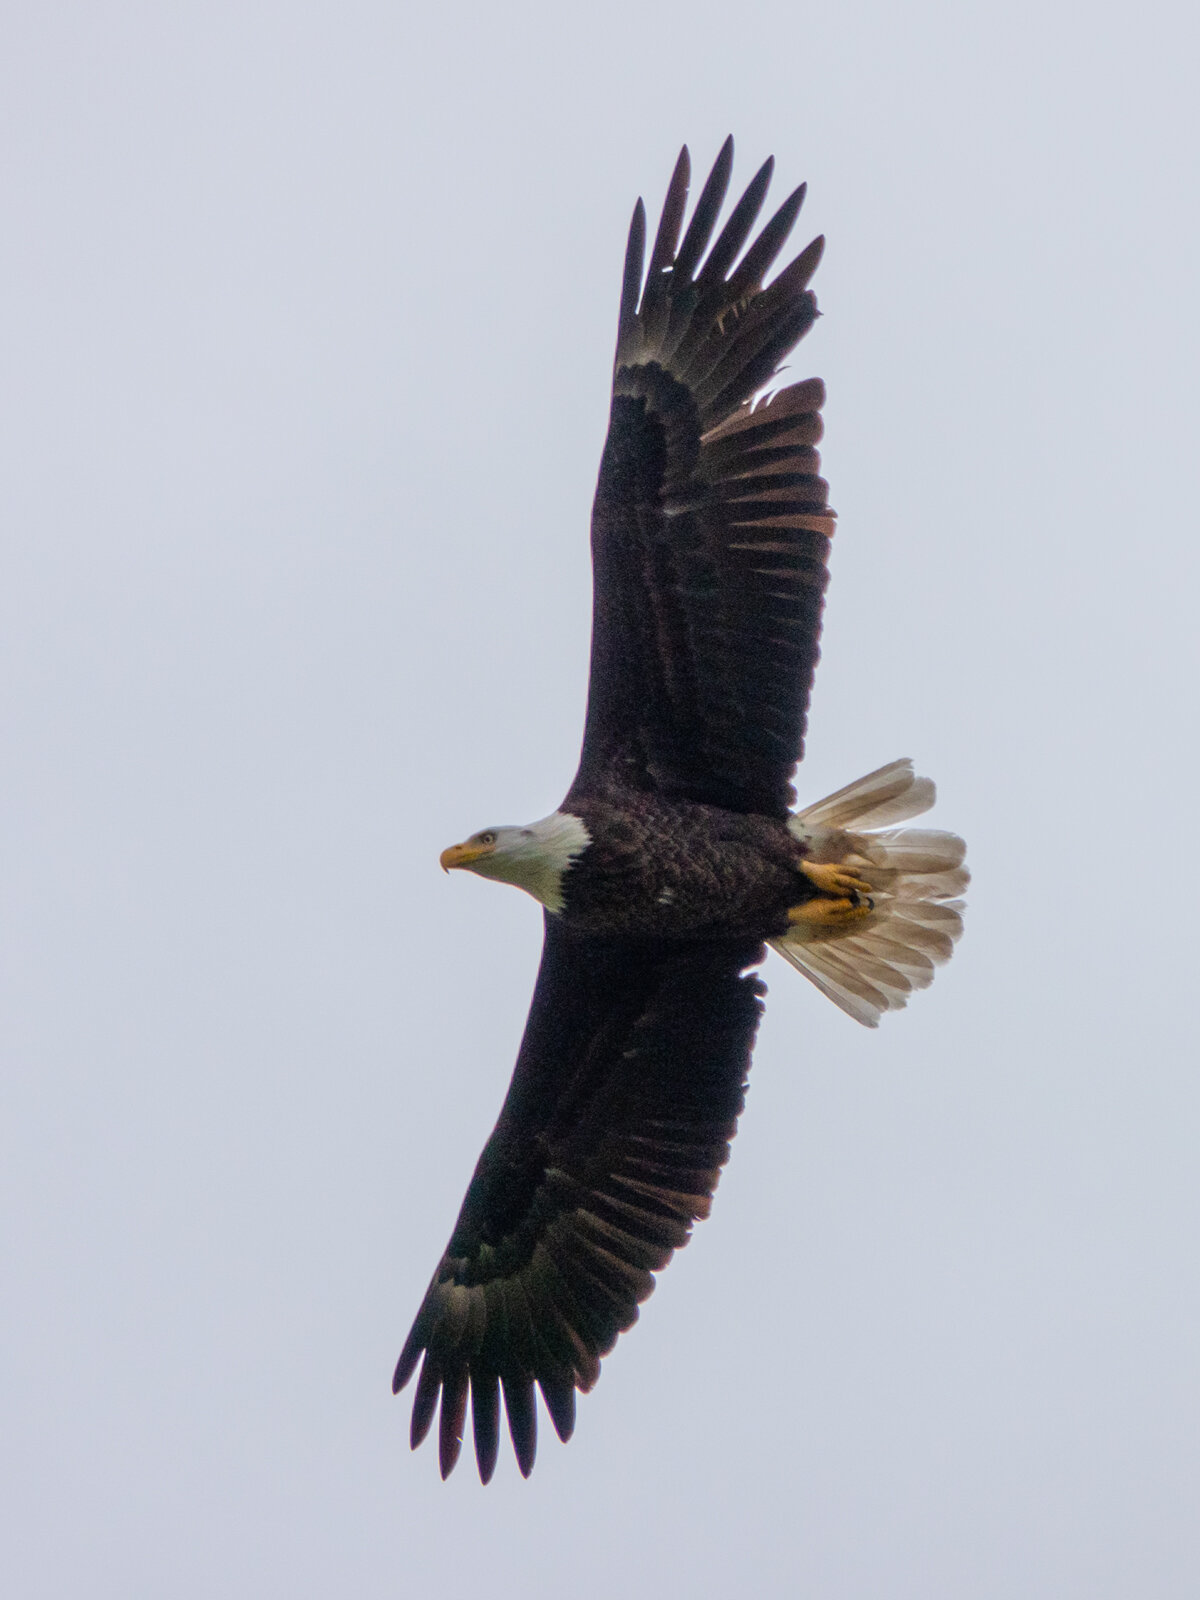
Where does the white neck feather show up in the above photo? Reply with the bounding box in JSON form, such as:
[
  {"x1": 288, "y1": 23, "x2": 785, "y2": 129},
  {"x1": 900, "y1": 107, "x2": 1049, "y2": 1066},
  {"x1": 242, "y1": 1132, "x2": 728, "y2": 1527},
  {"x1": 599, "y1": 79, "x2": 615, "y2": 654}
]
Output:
[{"x1": 475, "y1": 811, "x2": 591, "y2": 912}]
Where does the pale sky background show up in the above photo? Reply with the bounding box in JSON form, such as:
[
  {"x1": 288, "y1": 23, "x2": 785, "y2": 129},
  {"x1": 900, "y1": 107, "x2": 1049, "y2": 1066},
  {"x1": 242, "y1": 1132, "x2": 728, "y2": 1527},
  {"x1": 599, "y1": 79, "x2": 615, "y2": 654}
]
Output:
[{"x1": 4, "y1": 3, "x2": 1199, "y2": 1596}]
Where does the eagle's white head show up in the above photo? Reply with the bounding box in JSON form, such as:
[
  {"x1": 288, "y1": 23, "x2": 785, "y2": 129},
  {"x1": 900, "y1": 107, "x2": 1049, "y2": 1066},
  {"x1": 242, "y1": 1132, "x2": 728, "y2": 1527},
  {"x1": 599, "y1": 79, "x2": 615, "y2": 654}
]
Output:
[{"x1": 439, "y1": 811, "x2": 591, "y2": 913}]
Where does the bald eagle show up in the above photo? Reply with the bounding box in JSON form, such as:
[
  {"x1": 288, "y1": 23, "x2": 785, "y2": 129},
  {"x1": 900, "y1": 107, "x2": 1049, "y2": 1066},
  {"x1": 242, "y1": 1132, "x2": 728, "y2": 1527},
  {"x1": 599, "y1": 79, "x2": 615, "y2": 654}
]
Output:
[{"x1": 395, "y1": 139, "x2": 967, "y2": 1481}]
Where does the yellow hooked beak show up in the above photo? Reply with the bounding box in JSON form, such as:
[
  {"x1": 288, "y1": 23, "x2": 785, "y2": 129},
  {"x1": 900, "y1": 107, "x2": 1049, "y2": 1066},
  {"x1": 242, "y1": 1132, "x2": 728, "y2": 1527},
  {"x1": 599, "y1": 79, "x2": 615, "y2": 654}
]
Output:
[{"x1": 439, "y1": 839, "x2": 495, "y2": 873}]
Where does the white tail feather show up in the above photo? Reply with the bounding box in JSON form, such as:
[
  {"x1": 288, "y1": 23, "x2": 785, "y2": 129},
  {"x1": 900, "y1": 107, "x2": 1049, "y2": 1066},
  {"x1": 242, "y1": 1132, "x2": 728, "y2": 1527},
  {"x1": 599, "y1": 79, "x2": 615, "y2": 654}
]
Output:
[
  {"x1": 771, "y1": 760, "x2": 967, "y2": 1027},
  {"x1": 795, "y1": 758, "x2": 937, "y2": 830}
]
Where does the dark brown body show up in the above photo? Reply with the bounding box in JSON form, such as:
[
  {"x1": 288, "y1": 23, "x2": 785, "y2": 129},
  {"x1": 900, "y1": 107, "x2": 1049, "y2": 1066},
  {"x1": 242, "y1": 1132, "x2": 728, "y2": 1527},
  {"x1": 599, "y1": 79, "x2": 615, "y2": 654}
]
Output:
[{"x1": 559, "y1": 794, "x2": 815, "y2": 940}]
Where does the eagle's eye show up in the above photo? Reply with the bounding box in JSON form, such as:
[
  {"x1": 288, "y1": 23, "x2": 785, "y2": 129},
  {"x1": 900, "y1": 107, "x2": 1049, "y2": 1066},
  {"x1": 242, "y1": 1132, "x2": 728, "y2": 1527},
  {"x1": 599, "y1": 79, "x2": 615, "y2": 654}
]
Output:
[{"x1": 478, "y1": 831, "x2": 496, "y2": 846}]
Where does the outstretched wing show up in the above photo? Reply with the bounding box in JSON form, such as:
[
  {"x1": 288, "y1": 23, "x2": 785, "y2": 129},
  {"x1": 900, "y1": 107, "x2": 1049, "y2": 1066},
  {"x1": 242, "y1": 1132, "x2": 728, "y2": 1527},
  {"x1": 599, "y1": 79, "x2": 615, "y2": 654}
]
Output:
[
  {"x1": 394, "y1": 919, "x2": 765, "y2": 1481},
  {"x1": 569, "y1": 138, "x2": 836, "y2": 818}
]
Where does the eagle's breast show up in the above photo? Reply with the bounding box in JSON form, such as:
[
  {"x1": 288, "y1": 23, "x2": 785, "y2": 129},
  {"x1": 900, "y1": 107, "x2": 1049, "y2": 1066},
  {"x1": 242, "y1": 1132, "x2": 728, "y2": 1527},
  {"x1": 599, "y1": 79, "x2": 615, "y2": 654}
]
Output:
[{"x1": 558, "y1": 794, "x2": 802, "y2": 940}]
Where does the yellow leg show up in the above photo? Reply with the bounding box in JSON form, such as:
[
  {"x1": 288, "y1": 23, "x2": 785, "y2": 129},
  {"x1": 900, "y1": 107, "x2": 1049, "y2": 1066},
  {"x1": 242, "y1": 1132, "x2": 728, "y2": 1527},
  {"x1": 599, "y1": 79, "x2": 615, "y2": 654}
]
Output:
[
  {"x1": 788, "y1": 897, "x2": 874, "y2": 928},
  {"x1": 799, "y1": 860, "x2": 874, "y2": 901}
]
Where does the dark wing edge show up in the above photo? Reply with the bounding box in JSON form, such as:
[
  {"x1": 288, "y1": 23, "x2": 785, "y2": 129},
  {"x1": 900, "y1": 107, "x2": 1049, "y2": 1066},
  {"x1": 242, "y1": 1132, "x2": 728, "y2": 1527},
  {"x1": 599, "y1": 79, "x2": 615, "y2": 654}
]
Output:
[
  {"x1": 571, "y1": 137, "x2": 836, "y2": 817},
  {"x1": 394, "y1": 918, "x2": 766, "y2": 1481}
]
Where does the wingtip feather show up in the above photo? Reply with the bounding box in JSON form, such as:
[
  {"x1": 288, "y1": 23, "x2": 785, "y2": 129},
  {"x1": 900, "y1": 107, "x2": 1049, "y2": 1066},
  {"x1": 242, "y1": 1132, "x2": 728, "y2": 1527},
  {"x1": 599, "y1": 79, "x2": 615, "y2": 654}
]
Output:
[
  {"x1": 502, "y1": 1374, "x2": 538, "y2": 1478},
  {"x1": 410, "y1": 1354, "x2": 441, "y2": 1450},
  {"x1": 471, "y1": 1371, "x2": 501, "y2": 1485},
  {"x1": 438, "y1": 1369, "x2": 469, "y2": 1478}
]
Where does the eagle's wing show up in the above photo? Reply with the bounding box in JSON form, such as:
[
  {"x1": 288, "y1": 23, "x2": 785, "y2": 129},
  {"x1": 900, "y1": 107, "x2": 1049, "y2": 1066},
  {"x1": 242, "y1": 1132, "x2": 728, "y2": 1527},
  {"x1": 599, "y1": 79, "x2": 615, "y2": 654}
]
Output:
[
  {"x1": 394, "y1": 918, "x2": 764, "y2": 1481},
  {"x1": 568, "y1": 138, "x2": 836, "y2": 818}
]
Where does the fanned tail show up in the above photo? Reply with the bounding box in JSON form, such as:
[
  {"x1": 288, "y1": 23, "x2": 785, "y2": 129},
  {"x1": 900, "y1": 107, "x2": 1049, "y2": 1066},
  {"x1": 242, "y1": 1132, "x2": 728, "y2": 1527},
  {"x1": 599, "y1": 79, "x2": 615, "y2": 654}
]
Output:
[{"x1": 771, "y1": 759, "x2": 967, "y2": 1027}]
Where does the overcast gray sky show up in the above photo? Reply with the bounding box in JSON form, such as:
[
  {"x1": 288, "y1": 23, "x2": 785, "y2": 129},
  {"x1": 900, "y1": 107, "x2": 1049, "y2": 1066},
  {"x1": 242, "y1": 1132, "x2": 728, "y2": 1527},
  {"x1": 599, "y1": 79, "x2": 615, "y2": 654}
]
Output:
[{"x1": 4, "y1": 2, "x2": 1199, "y2": 1595}]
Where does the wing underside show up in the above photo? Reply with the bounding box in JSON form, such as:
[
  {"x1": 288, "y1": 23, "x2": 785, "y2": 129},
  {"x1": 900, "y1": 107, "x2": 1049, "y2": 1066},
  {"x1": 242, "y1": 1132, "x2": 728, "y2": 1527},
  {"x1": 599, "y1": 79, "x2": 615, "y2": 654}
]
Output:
[
  {"x1": 394, "y1": 920, "x2": 765, "y2": 1480},
  {"x1": 571, "y1": 138, "x2": 836, "y2": 816}
]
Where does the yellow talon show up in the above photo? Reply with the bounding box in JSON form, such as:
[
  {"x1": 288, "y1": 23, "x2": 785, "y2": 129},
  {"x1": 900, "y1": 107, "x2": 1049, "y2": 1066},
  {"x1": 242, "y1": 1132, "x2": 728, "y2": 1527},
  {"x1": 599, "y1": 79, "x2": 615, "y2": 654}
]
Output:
[
  {"x1": 799, "y1": 860, "x2": 874, "y2": 901},
  {"x1": 788, "y1": 897, "x2": 874, "y2": 928}
]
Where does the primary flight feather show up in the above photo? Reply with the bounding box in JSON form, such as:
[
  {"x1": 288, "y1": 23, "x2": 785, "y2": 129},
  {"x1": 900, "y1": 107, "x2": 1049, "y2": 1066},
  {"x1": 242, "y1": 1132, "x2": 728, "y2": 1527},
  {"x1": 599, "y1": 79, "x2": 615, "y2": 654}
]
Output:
[{"x1": 395, "y1": 138, "x2": 967, "y2": 1481}]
